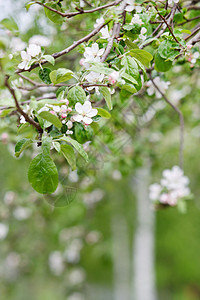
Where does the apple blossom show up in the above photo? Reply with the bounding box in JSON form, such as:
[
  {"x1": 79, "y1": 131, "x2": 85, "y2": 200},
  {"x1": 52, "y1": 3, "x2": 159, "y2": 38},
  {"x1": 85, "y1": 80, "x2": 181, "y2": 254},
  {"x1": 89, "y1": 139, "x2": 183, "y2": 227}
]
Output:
[
  {"x1": 27, "y1": 43, "x2": 41, "y2": 57},
  {"x1": 108, "y1": 71, "x2": 120, "y2": 84},
  {"x1": 124, "y1": 0, "x2": 142, "y2": 12},
  {"x1": 0, "y1": 223, "x2": 9, "y2": 241},
  {"x1": 18, "y1": 50, "x2": 31, "y2": 70},
  {"x1": 139, "y1": 27, "x2": 147, "y2": 41},
  {"x1": 131, "y1": 14, "x2": 144, "y2": 26},
  {"x1": 94, "y1": 17, "x2": 110, "y2": 39},
  {"x1": 168, "y1": 0, "x2": 179, "y2": 5},
  {"x1": 73, "y1": 101, "x2": 97, "y2": 125},
  {"x1": 146, "y1": 77, "x2": 170, "y2": 98}
]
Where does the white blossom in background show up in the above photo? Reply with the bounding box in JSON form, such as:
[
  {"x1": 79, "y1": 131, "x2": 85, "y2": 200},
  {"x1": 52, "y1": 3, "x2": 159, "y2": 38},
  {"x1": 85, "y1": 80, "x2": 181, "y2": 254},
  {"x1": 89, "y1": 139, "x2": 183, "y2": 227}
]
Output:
[
  {"x1": 146, "y1": 77, "x2": 170, "y2": 98},
  {"x1": 69, "y1": 268, "x2": 86, "y2": 285},
  {"x1": 139, "y1": 27, "x2": 147, "y2": 41},
  {"x1": 168, "y1": 0, "x2": 179, "y2": 5},
  {"x1": 68, "y1": 293, "x2": 85, "y2": 300},
  {"x1": 0, "y1": 223, "x2": 9, "y2": 240},
  {"x1": 85, "y1": 231, "x2": 101, "y2": 244},
  {"x1": 131, "y1": 14, "x2": 144, "y2": 26},
  {"x1": 112, "y1": 169, "x2": 122, "y2": 180},
  {"x1": 29, "y1": 35, "x2": 51, "y2": 47},
  {"x1": 10, "y1": 37, "x2": 26, "y2": 53},
  {"x1": 4, "y1": 191, "x2": 15, "y2": 205},
  {"x1": 83, "y1": 189, "x2": 104, "y2": 207},
  {"x1": 64, "y1": 239, "x2": 83, "y2": 264},
  {"x1": 149, "y1": 166, "x2": 190, "y2": 206},
  {"x1": 73, "y1": 101, "x2": 98, "y2": 125},
  {"x1": 124, "y1": 0, "x2": 142, "y2": 12},
  {"x1": 94, "y1": 17, "x2": 110, "y2": 39},
  {"x1": 49, "y1": 251, "x2": 65, "y2": 276},
  {"x1": 13, "y1": 207, "x2": 32, "y2": 220},
  {"x1": 85, "y1": 71, "x2": 104, "y2": 94}
]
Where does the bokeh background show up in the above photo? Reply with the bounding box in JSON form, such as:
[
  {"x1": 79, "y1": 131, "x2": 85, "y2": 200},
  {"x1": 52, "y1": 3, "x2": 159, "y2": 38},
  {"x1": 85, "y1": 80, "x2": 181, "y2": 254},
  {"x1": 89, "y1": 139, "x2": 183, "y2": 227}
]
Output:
[{"x1": 0, "y1": 1, "x2": 200, "y2": 299}]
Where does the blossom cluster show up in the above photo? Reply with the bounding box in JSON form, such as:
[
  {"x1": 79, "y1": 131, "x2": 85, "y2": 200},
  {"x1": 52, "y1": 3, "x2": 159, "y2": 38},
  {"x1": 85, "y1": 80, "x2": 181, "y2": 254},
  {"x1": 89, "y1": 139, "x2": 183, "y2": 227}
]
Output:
[
  {"x1": 149, "y1": 166, "x2": 191, "y2": 206},
  {"x1": 18, "y1": 44, "x2": 41, "y2": 70}
]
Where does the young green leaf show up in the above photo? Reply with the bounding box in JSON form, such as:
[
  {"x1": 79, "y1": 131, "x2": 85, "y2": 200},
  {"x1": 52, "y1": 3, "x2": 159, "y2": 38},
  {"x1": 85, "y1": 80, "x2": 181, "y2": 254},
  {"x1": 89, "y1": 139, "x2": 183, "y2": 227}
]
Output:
[
  {"x1": 39, "y1": 111, "x2": 62, "y2": 129},
  {"x1": 67, "y1": 86, "x2": 86, "y2": 105},
  {"x1": 99, "y1": 86, "x2": 112, "y2": 110},
  {"x1": 61, "y1": 144, "x2": 76, "y2": 171},
  {"x1": 28, "y1": 153, "x2": 58, "y2": 194},
  {"x1": 60, "y1": 136, "x2": 88, "y2": 162},
  {"x1": 39, "y1": 68, "x2": 52, "y2": 84},
  {"x1": 97, "y1": 108, "x2": 111, "y2": 119},
  {"x1": 15, "y1": 138, "x2": 32, "y2": 158},
  {"x1": 43, "y1": 55, "x2": 55, "y2": 66},
  {"x1": 50, "y1": 68, "x2": 73, "y2": 84},
  {"x1": 129, "y1": 49, "x2": 153, "y2": 67},
  {"x1": 44, "y1": 3, "x2": 63, "y2": 25}
]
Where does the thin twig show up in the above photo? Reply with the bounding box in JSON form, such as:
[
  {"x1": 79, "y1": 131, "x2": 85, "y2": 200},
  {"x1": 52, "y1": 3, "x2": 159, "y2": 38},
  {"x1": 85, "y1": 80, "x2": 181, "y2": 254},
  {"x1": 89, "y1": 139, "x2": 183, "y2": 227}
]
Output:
[
  {"x1": 184, "y1": 25, "x2": 200, "y2": 41},
  {"x1": 4, "y1": 75, "x2": 43, "y2": 133},
  {"x1": 149, "y1": 73, "x2": 184, "y2": 169},
  {"x1": 35, "y1": 0, "x2": 122, "y2": 18},
  {"x1": 178, "y1": 15, "x2": 200, "y2": 26}
]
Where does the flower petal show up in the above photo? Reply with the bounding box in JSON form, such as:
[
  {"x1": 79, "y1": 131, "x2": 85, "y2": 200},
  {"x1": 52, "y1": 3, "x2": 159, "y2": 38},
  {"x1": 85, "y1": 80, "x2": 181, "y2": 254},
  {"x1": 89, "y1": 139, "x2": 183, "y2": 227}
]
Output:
[
  {"x1": 82, "y1": 101, "x2": 92, "y2": 113},
  {"x1": 75, "y1": 102, "x2": 83, "y2": 114},
  {"x1": 83, "y1": 116, "x2": 93, "y2": 124},
  {"x1": 73, "y1": 114, "x2": 83, "y2": 122},
  {"x1": 87, "y1": 108, "x2": 98, "y2": 117}
]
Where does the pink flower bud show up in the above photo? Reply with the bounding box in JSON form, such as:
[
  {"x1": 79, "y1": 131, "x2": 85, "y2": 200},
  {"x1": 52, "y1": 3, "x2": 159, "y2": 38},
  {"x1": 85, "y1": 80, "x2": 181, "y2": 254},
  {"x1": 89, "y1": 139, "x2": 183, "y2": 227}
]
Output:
[
  {"x1": 67, "y1": 107, "x2": 72, "y2": 112},
  {"x1": 1, "y1": 132, "x2": 8, "y2": 144},
  {"x1": 79, "y1": 58, "x2": 85, "y2": 66},
  {"x1": 50, "y1": 110, "x2": 56, "y2": 115},
  {"x1": 65, "y1": 100, "x2": 69, "y2": 105},
  {"x1": 61, "y1": 114, "x2": 67, "y2": 118},
  {"x1": 187, "y1": 44, "x2": 192, "y2": 50}
]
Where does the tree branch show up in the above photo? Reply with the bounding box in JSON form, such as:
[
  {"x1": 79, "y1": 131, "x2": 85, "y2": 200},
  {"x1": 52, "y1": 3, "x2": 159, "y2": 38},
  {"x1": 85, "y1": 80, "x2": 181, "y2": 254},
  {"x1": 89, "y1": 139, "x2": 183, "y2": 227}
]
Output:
[
  {"x1": 101, "y1": 23, "x2": 121, "y2": 62},
  {"x1": 16, "y1": 22, "x2": 110, "y2": 74},
  {"x1": 35, "y1": 0, "x2": 123, "y2": 18},
  {"x1": 149, "y1": 73, "x2": 184, "y2": 169},
  {"x1": 4, "y1": 75, "x2": 43, "y2": 134}
]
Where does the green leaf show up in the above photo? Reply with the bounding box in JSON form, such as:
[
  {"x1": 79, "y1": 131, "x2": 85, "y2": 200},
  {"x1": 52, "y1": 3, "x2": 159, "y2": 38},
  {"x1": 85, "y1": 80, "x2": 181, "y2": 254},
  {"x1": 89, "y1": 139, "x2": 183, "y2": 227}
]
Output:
[
  {"x1": 61, "y1": 144, "x2": 76, "y2": 171},
  {"x1": 28, "y1": 153, "x2": 58, "y2": 194},
  {"x1": 97, "y1": 108, "x2": 111, "y2": 119},
  {"x1": 44, "y1": 3, "x2": 63, "y2": 25},
  {"x1": 0, "y1": 17, "x2": 19, "y2": 33},
  {"x1": 39, "y1": 111, "x2": 62, "y2": 129},
  {"x1": 129, "y1": 49, "x2": 153, "y2": 67},
  {"x1": 158, "y1": 40, "x2": 180, "y2": 61},
  {"x1": 53, "y1": 141, "x2": 61, "y2": 153},
  {"x1": 121, "y1": 56, "x2": 139, "y2": 78},
  {"x1": 25, "y1": 1, "x2": 35, "y2": 11},
  {"x1": 0, "y1": 108, "x2": 13, "y2": 117},
  {"x1": 43, "y1": 55, "x2": 55, "y2": 65},
  {"x1": 15, "y1": 138, "x2": 32, "y2": 158},
  {"x1": 39, "y1": 68, "x2": 52, "y2": 84},
  {"x1": 67, "y1": 86, "x2": 86, "y2": 105},
  {"x1": 121, "y1": 73, "x2": 138, "y2": 85},
  {"x1": 89, "y1": 63, "x2": 115, "y2": 75},
  {"x1": 99, "y1": 87, "x2": 112, "y2": 110},
  {"x1": 50, "y1": 68, "x2": 73, "y2": 84},
  {"x1": 122, "y1": 83, "x2": 137, "y2": 94},
  {"x1": 154, "y1": 52, "x2": 172, "y2": 72},
  {"x1": 17, "y1": 123, "x2": 30, "y2": 134},
  {"x1": 60, "y1": 136, "x2": 88, "y2": 162}
]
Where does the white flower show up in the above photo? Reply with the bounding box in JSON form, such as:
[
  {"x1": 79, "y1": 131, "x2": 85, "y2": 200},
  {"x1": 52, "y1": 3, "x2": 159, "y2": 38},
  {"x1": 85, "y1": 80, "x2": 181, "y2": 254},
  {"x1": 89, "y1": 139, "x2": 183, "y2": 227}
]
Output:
[
  {"x1": 27, "y1": 43, "x2": 41, "y2": 57},
  {"x1": 131, "y1": 14, "x2": 144, "y2": 26},
  {"x1": 94, "y1": 18, "x2": 110, "y2": 39},
  {"x1": 73, "y1": 101, "x2": 97, "y2": 125},
  {"x1": 20, "y1": 115, "x2": 26, "y2": 124},
  {"x1": 83, "y1": 43, "x2": 104, "y2": 68},
  {"x1": 85, "y1": 71, "x2": 104, "y2": 94},
  {"x1": 168, "y1": 0, "x2": 179, "y2": 5},
  {"x1": 139, "y1": 27, "x2": 147, "y2": 41},
  {"x1": 125, "y1": 0, "x2": 142, "y2": 12},
  {"x1": 29, "y1": 35, "x2": 51, "y2": 47},
  {"x1": 66, "y1": 120, "x2": 73, "y2": 129},
  {"x1": 0, "y1": 223, "x2": 9, "y2": 240},
  {"x1": 161, "y1": 166, "x2": 189, "y2": 191},
  {"x1": 49, "y1": 251, "x2": 64, "y2": 276},
  {"x1": 146, "y1": 77, "x2": 170, "y2": 98},
  {"x1": 149, "y1": 183, "x2": 162, "y2": 201},
  {"x1": 37, "y1": 105, "x2": 50, "y2": 114},
  {"x1": 18, "y1": 50, "x2": 31, "y2": 70},
  {"x1": 68, "y1": 293, "x2": 85, "y2": 300},
  {"x1": 13, "y1": 207, "x2": 32, "y2": 220}
]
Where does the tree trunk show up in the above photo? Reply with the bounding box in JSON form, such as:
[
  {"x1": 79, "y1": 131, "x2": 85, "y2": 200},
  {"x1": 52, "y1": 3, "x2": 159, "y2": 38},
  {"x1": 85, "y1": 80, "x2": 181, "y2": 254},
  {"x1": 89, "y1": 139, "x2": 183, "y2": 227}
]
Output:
[{"x1": 132, "y1": 165, "x2": 157, "y2": 300}]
